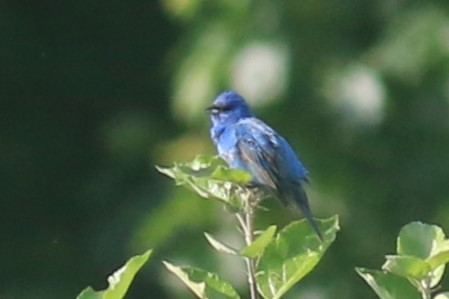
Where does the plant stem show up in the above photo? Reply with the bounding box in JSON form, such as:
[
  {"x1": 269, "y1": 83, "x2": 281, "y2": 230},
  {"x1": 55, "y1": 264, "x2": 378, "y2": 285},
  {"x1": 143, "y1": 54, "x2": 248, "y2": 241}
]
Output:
[
  {"x1": 421, "y1": 276, "x2": 432, "y2": 299},
  {"x1": 418, "y1": 275, "x2": 432, "y2": 299},
  {"x1": 237, "y1": 191, "x2": 259, "y2": 299}
]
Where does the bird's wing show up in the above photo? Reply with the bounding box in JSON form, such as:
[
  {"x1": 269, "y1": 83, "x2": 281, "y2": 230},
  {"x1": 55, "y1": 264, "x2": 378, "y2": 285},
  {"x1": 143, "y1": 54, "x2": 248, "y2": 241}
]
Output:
[
  {"x1": 234, "y1": 118, "x2": 320, "y2": 238},
  {"x1": 234, "y1": 118, "x2": 294, "y2": 193}
]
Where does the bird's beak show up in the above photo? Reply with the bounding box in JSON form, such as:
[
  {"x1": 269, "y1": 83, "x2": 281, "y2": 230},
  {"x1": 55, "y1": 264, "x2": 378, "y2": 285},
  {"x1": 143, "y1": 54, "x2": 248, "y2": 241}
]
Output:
[{"x1": 205, "y1": 105, "x2": 219, "y2": 114}]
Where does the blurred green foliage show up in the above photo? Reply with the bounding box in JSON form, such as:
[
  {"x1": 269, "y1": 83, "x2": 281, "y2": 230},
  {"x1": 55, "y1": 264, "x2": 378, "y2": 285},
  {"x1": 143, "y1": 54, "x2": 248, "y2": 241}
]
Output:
[{"x1": 1, "y1": 0, "x2": 449, "y2": 298}]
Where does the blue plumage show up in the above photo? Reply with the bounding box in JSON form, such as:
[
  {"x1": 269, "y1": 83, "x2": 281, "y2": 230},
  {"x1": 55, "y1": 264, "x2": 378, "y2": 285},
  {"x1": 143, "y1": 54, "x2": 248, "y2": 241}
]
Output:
[{"x1": 206, "y1": 90, "x2": 322, "y2": 239}]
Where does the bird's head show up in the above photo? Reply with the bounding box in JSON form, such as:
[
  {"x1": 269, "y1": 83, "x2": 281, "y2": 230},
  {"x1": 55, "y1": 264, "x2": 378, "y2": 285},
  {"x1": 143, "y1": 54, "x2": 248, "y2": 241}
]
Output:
[{"x1": 206, "y1": 90, "x2": 253, "y2": 126}]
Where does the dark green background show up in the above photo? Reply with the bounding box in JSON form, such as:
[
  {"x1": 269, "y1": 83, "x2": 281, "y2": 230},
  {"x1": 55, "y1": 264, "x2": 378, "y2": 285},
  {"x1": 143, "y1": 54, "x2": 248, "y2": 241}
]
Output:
[{"x1": 1, "y1": 1, "x2": 449, "y2": 298}]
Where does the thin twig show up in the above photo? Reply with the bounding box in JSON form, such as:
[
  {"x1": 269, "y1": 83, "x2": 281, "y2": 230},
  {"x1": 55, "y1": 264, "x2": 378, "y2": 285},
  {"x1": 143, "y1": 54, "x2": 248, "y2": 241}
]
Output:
[
  {"x1": 421, "y1": 276, "x2": 432, "y2": 299},
  {"x1": 237, "y1": 191, "x2": 259, "y2": 299},
  {"x1": 235, "y1": 213, "x2": 247, "y2": 234}
]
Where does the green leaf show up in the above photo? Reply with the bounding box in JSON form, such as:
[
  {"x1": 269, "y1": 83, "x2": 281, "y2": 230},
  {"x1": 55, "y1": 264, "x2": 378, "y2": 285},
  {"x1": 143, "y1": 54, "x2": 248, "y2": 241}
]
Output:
[
  {"x1": 163, "y1": 262, "x2": 240, "y2": 299},
  {"x1": 156, "y1": 155, "x2": 252, "y2": 209},
  {"x1": 427, "y1": 249, "x2": 449, "y2": 269},
  {"x1": 382, "y1": 255, "x2": 430, "y2": 280},
  {"x1": 429, "y1": 264, "x2": 445, "y2": 288},
  {"x1": 204, "y1": 232, "x2": 238, "y2": 255},
  {"x1": 241, "y1": 225, "x2": 277, "y2": 258},
  {"x1": 397, "y1": 222, "x2": 446, "y2": 259},
  {"x1": 381, "y1": 254, "x2": 445, "y2": 288},
  {"x1": 381, "y1": 255, "x2": 445, "y2": 288},
  {"x1": 76, "y1": 250, "x2": 152, "y2": 299},
  {"x1": 156, "y1": 155, "x2": 223, "y2": 181},
  {"x1": 356, "y1": 268, "x2": 421, "y2": 299},
  {"x1": 395, "y1": 222, "x2": 449, "y2": 287},
  {"x1": 191, "y1": 155, "x2": 227, "y2": 170},
  {"x1": 211, "y1": 165, "x2": 252, "y2": 184},
  {"x1": 425, "y1": 235, "x2": 449, "y2": 287},
  {"x1": 256, "y1": 216, "x2": 339, "y2": 299},
  {"x1": 76, "y1": 287, "x2": 101, "y2": 299}
]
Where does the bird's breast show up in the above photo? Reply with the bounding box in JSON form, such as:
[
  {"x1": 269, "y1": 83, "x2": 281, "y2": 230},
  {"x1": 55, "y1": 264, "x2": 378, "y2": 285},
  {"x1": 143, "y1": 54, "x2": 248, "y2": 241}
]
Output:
[{"x1": 214, "y1": 128, "x2": 246, "y2": 170}]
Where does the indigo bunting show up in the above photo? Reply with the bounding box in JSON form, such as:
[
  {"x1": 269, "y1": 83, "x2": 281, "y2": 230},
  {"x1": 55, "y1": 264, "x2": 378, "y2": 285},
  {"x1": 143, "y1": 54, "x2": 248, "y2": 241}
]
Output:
[{"x1": 206, "y1": 90, "x2": 322, "y2": 239}]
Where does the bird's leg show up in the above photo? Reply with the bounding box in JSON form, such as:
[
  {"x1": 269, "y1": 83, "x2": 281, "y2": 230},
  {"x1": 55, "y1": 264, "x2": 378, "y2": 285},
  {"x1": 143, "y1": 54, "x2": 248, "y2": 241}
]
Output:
[{"x1": 238, "y1": 189, "x2": 259, "y2": 299}]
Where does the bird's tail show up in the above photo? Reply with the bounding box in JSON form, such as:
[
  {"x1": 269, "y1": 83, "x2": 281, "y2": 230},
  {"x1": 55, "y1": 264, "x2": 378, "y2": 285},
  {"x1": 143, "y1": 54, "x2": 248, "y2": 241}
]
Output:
[{"x1": 291, "y1": 187, "x2": 323, "y2": 241}]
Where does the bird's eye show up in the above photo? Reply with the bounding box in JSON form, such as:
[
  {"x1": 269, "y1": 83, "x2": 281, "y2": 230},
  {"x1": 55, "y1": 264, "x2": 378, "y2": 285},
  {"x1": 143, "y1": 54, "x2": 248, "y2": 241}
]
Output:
[
  {"x1": 206, "y1": 104, "x2": 233, "y2": 114},
  {"x1": 220, "y1": 105, "x2": 232, "y2": 112}
]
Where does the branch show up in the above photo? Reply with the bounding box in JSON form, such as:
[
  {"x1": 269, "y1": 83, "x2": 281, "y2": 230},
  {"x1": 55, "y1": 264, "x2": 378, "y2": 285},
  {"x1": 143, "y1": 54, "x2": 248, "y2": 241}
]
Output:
[{"x1": 237, "y1": 190, "x2": 259, "y2": 299}]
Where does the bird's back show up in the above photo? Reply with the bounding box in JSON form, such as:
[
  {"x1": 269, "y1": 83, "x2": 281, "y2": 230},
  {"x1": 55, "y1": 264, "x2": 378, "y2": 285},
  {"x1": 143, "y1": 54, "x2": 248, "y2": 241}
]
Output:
[{"x1": 222, "y1": 118, "x2": 309, "y2": 191}]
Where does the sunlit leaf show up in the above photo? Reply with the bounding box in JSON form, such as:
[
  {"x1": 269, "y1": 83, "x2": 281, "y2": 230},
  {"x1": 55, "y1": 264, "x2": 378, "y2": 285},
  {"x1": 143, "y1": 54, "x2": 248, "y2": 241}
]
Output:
[
  {"x1": 381, "y1": 254, "x2": 445, "y2": 288},
  {"x1": 356, "y1": 268, "x2": 421, "y2": 299},
  {"x1": 382, "y1": 255, "x2": 430, "y2": 280},
  {"x1": 76, "y1": 250, "x2": 152, "y2": 299},
  {"x1": 397, "y1": 222, "x2": 445, "y2": 259},
  {"x1": 358, "y1": 222, "x2": 449, "y2": 297},
  {"x1": 156, "y1": 155, "x2": 252, "y2": 210},
  {"x1": 427, "y1": 249, "x2": 449, "y2": 270},
  {"x1": 429, "y1": 264, "x2": 445, "y2": 288},
  {"x1": 256, "y1": 216, "x2": 339, "y2": 299},
  {"x1": 395, "y1": 222, "x2": 449, "y2": 287},
  {"x1": 163, "y1": 262, "x2": 240, "y2": 299},
  {"x1": 435, "y1": 292, "x2": 449, "y2": 299},
  {"x1": 204, "y1": 232, "x2": 238, "y2": 255},
  {"x1": 76, "y1": 287, "x2": 101, "y2": 299},
  {"x1": 241, "y1": 225, "x2": 276, "y2": 259},
  {"x1": 211, "y1": 165, "x2": 252, "y2": 184}
]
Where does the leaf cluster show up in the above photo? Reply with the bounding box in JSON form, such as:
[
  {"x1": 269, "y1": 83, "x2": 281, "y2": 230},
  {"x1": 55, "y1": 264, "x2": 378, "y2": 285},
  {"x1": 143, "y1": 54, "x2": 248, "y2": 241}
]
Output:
[
  {"x1": 77, "y1": 155, "x2": 340, "y2": 299},
  {"x1": 158, "y1": 155, "x2": 339, "y2": 298},
  {"x1": 156, "y1": 155, "x2": 253, "y2": 211},
  {"x1": 357, "y1": 222, "x2": 449, "y2": 299},
  {"x1": 76, "y1": 156, "x2": 449, "y2": 299}
]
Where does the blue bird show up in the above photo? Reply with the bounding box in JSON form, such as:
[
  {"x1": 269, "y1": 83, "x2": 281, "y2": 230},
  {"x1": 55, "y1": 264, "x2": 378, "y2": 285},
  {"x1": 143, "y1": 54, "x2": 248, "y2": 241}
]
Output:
[{"x1": 206, "y1": 90, "x2": 322, "y2": 240}]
